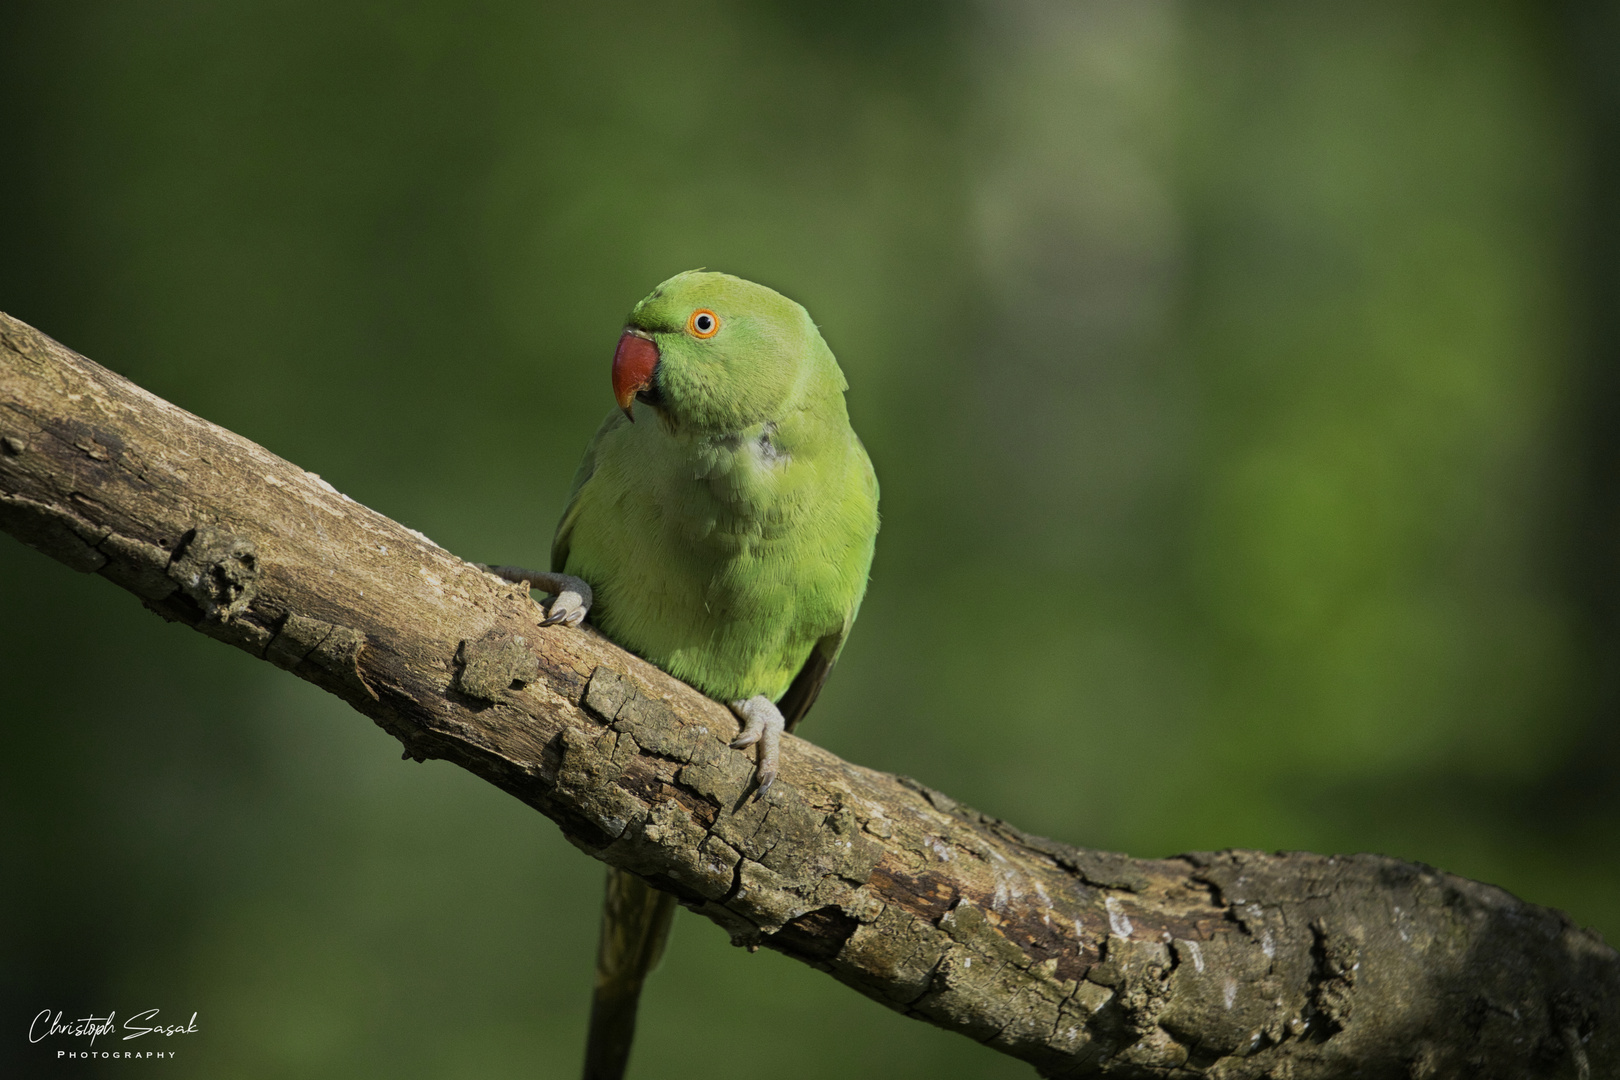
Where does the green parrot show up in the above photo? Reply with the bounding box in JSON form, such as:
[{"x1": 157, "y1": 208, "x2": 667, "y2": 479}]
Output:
[{"x1": 488, "y1": 270, "x2": 879, "y2": 1080}]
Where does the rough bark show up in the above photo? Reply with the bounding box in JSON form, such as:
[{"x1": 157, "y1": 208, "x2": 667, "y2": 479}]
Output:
[{"x1": 1, "y1": 310, "x2": 1615, "y2": 1080}]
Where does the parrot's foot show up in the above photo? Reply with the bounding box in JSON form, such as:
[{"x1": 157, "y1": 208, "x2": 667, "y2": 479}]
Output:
[
  {"x1": 729, "y1": 695, "x2": 785, "y2": 797},
  {"x1": 477, "y1": 564, "x2": 593, "y2": 627}
]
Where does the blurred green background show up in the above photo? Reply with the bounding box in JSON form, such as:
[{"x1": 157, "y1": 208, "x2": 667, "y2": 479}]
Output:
[{"x1": 3, "y1": 1, "x2": 1617, "y2": 1076}]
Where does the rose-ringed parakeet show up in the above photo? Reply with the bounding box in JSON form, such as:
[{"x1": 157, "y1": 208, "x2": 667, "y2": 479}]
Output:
[{"x1": 490, "y1": 270, "x2": 879, "y2": 1079}]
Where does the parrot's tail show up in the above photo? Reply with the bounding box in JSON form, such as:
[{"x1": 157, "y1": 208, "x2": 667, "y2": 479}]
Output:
[{"x1": 582, "y1": 867, "x2": 679, "y2": 1080}]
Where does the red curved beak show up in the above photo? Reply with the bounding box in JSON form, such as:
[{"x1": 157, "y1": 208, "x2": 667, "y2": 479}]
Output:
[{"x1": 611, "y1": 329, "x2": 659, "y2": 421}]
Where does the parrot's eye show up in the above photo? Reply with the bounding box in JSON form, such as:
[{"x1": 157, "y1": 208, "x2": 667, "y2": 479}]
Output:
[{"x1": 687, "y1": 309, "x2": 720, "y2": 338}]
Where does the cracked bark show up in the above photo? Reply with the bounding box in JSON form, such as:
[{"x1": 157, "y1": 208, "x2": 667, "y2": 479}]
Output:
[{"x1": 1, "y1": 310, "x2": 1616, "y2": 1080}]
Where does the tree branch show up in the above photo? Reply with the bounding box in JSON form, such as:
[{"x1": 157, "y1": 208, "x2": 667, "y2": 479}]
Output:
[{"x1": 2, "y1": 310, "x2": 1615, "y2": 1078}]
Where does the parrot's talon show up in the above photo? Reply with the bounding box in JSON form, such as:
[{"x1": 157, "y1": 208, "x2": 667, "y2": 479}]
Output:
[
  {"x1": 540, "y1": 588, "x2": 588, "y2": 625},
  {"x1": 755, "y1": 764, "x2": 777, "y2": 797},
  {"x1": 729, "y1": 695, "x2": 785, "y2": 798},
  {"x1": 480, "y1": 564, "x2": 593, "y2": 628}
]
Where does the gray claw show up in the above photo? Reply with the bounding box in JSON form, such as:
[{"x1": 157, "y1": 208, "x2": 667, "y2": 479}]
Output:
[
  {"x1": 480, "y1": 564, "x2": 593, "y2": 628},
  {"x1": 730, "y1": 695, "x2": 784, "y2": 797},
  {"x1": 540, "y1": 587, "x2": 588, "y2": 626}
]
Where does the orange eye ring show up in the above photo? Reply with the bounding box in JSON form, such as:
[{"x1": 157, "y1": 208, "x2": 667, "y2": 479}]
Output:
[{"x1": 687, "y1": 309, "x2": 720, "y2": 338}]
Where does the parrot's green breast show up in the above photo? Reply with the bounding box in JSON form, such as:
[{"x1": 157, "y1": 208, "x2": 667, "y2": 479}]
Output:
[{"x1": 557, "y1": 404, "x2": 876, "y2": 702}]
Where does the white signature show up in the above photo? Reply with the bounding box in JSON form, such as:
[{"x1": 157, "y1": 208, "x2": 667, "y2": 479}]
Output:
[{"x1": 30, "y1": 1010, "x2": 199, "y2": 1046}]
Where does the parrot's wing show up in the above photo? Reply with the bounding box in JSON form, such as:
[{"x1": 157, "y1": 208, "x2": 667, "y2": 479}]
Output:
[
  {"x1": 778, "y1": 447, "x2": 876, "y2": 733},
  {"x1": 552, "y1": 409, "x2": 628, "y2": 574},
  {"x1": 778, "y1": 628, "x2": 847, "y2": 733}
]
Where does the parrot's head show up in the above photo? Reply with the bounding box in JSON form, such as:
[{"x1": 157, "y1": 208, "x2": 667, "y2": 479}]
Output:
[{"x1": 612, "y1": 270, "x2": 844, "y2": 432}]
